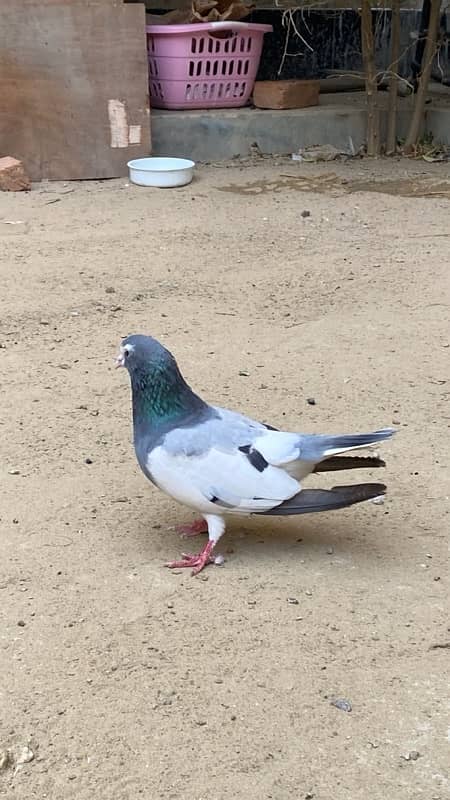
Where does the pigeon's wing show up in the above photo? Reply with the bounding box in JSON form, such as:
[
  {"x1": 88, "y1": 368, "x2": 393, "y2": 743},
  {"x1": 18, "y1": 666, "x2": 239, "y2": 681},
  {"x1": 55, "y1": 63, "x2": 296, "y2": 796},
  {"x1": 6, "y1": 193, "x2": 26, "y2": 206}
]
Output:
[
  {"x1": 252, "y1": 426, "x2": 396, "y2": 480},
  {"x1": 253, "y1": 427, "x2": 396, "y2": 465},
  {"x1": 146, "y1": 410, "x2": 301, "y2": 515}
]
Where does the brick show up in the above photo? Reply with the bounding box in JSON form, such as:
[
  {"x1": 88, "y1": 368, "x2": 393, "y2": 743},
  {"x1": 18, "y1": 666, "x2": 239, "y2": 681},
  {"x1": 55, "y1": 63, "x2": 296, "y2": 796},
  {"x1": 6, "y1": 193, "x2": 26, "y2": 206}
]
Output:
[
  {"x1": 252, "y1": 80, "x2": 320, "y2": 111},
  {"x1": 0, "y1": 156, "x2": 31, "y2": 191}
]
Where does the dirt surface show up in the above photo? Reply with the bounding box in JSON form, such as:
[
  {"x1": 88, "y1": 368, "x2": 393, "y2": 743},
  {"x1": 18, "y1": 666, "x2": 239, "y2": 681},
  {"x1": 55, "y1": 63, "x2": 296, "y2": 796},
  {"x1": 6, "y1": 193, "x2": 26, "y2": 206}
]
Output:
[{"x1": 1, "y1": 157, "x2": 449, "y2": 799}]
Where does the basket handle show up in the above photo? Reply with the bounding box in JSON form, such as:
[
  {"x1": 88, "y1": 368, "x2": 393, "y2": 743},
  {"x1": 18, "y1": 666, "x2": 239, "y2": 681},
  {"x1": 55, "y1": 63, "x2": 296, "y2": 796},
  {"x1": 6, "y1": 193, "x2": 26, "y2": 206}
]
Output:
[{"x1": 208, "y1": 21, "x2": 252, "y2": 31}]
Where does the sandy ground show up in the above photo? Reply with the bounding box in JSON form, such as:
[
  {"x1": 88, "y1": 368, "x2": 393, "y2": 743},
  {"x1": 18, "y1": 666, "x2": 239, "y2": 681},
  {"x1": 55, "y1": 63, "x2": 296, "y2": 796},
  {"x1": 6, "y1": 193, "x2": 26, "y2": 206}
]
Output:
[{"x1": 1, "y1": 157, "x2": 449, "y2": 800}]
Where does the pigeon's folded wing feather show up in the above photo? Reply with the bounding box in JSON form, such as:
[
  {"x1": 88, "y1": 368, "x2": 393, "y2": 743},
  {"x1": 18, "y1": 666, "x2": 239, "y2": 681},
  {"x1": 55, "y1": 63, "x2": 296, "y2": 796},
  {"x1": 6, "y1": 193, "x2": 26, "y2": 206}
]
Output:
[
  {"x1": 253, "y1": 431, "x2": 304, "y2": 465},
  {"x1": 147, "y1": 444, "x2": 300, "y2": 514},
  {"x1": 253, "y1": 427, "x2": 396, "y2": 481}
]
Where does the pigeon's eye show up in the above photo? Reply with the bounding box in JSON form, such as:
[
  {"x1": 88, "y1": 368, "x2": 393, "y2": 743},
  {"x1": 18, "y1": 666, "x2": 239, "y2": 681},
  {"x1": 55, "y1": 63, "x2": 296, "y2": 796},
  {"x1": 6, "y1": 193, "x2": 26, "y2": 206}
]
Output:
[{"x1": 124, "y1": 348, "x2": 129, "y2": 358}]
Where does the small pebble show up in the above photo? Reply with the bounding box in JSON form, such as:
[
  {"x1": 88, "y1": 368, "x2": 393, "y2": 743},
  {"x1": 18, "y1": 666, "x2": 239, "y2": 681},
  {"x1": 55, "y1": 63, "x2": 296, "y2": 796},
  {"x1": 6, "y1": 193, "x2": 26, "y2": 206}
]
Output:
[
  {"x1": 17, "y1": 620, "x2": 26, "y2": 627},
  {"x1": 105, "y1": 287, "x2": 116, "y2": 294},
  {"x1": 305, "y1": 590, "x2": 313, "y2": 597},
  {"x1": 287, "y1": 597, "x2": 299, "y2": 605},
  {"x1": 301, "y1": 210, "x2": 311, "y2": 218},
  {"x1": 326, "y1": 546, "x2": 334, "y2": 555},
  {"x1": 331, "y1": 697, "x2": 352, "y2": 712},
  {"x1": 0, "y1": 750, "x2": 10, "y2": 771},
  {"x1": 401, "y1": 750, "x2": 420, "y2": 762},
  {"x1": 16, "y1": 745, "x2": 34, "y2": 765},
  {"x1": 85, "y1": 458, "x2": 93, "y2": 465},
  {"x1": 307, "y1": 397, "x2": 316, "y2": 406},
  {"x1": 8, "y1": 469, "x2": 20, "y2": 475}
]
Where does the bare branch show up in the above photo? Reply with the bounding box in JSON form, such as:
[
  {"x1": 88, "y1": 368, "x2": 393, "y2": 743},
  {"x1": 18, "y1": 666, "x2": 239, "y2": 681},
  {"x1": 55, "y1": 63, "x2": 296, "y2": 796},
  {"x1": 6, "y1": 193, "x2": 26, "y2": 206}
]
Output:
[
  {"x1": 361, "y1": 0, "x2": 380, "y2": 156},
  {"x1": 387, "y1": 0, "x2": 401, "y2": 154},
  {"x1": 404, "y1": 0, "x2": 441, "y2": 153}
]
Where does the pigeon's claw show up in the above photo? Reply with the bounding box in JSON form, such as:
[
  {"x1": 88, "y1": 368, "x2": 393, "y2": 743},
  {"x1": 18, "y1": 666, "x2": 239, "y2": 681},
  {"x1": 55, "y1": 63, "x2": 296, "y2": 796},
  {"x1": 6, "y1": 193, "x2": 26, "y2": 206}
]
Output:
[
  {"x1": 176, "y1": 519, "x2": 208, "y2": 538},
  {"x1": 166, "y1": 540, "x2": 216, "y2": 575}
]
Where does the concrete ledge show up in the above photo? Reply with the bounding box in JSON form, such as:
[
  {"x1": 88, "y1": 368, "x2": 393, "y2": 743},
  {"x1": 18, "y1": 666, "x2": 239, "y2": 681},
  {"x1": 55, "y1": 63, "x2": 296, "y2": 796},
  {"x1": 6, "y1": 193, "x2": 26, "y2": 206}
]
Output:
[
  {"x1": 151, "y1": 105, "x2": 366, "y2": 160},
  {"x1": 426, "y1": 108, "x2": 450, "y2": 145},
  {"x1": 150, "y1": 101, "x2": 450, "y2": 160}
]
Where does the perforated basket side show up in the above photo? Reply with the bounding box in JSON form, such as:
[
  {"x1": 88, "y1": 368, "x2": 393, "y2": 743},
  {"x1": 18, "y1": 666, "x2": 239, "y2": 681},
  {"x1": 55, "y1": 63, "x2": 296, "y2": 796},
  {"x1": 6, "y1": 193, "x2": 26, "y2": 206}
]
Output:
[
  {"x1": 149, "y1": 78, "x2": 253, "y2": 109},
  {"x1": 146, "y1": 23, "x2": 272, "y2": 110}
]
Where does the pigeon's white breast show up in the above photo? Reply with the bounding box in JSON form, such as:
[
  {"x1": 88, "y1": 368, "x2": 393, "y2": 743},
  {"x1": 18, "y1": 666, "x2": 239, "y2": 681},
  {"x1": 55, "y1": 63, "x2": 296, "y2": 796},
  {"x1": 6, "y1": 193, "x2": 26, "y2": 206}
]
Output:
[{"x1": 146, "y1": 447, "x2": 223, "y2": 514}]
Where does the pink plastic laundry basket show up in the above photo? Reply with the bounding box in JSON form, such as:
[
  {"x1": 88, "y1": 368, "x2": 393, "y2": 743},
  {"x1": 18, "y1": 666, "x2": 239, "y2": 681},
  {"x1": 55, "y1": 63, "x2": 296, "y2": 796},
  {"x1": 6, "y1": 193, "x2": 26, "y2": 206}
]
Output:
[{"x1": 146, "y1": 22, "x2": 273, "y2": 110}]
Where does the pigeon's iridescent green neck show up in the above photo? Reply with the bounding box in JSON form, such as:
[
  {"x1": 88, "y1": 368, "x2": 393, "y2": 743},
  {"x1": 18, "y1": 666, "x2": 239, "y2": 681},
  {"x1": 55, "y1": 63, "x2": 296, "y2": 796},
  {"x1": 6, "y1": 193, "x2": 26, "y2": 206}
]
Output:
[{"x1": 130, "y1": 356, "x2": 205, "y2": 430}]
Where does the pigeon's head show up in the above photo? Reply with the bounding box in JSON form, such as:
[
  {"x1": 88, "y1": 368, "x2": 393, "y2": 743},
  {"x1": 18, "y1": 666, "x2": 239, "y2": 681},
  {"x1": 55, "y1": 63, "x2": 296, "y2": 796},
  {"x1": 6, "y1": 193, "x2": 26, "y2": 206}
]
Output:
[
  {"x1": 116, "y1": 334, "x2": 206, "y2": 420},
  {"x1": 115, "y1": 334, "x2": 172, "y2": 374}
]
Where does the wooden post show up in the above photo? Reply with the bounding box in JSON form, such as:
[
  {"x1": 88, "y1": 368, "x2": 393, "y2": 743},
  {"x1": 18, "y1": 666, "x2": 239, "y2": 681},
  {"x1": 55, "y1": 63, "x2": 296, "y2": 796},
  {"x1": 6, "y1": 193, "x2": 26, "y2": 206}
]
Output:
[
  {"x1": 404, "y1": 0, "x2": 441, "y2": 153},
  {"x1": 386, "y1": 0, "x2": 401, "y2": 155},
  {"x1": 361, "y1": 0, "x2": 380, "y2": 156}
]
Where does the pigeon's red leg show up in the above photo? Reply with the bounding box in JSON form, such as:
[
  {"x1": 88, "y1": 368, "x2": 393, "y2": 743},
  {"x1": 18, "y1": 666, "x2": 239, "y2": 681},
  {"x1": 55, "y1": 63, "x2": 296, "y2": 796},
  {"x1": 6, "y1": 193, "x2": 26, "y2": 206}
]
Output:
[
  {"x1": 175, "y1": 518, "x2": 208, "y2": 538},
  {"x1": 166, "y1": 540, "x2": 216, "y2": 575}
]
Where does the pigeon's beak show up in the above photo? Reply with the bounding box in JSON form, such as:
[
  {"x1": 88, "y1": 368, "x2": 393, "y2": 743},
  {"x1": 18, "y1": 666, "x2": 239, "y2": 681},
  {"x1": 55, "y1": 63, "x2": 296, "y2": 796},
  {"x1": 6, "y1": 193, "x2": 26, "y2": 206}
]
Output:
[{"x1": 115, "y1": 348, "x2": 125, "y2": 369}]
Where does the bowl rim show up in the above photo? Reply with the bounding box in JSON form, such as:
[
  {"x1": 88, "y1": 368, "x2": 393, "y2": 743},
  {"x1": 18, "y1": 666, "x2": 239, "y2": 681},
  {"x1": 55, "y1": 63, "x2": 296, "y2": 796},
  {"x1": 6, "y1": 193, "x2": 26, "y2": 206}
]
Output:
[{"x1": 127, "y1": 157, "x2": 195, "y2": 172}]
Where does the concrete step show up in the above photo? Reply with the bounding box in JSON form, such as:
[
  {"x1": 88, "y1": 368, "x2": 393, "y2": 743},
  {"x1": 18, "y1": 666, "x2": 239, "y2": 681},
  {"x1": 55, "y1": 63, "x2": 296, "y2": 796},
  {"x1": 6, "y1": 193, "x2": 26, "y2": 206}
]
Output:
[{"x1": 150, "y1": 99, "x2": 450, "y2": 160}]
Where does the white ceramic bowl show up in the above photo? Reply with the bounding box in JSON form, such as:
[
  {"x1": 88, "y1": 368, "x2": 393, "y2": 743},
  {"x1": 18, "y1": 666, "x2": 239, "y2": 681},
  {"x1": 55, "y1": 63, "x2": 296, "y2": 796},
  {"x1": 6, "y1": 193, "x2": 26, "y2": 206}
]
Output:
[{"x1": 127, "y1": 157, "x2": 195, "y2": 188}]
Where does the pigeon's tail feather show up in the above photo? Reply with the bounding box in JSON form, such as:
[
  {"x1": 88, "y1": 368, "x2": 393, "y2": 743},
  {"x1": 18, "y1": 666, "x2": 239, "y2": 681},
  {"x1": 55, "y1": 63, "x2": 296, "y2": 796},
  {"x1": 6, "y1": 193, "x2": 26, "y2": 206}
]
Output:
[
  {"x1": 262, "y1": 483, "x2": 386, "y2": 516},
  {"x1": 314, "y1": 455, "x2": 386, "y2": 473},
  {"x1": 303, "y1": 427, "x2": 396, "y2": 460}
]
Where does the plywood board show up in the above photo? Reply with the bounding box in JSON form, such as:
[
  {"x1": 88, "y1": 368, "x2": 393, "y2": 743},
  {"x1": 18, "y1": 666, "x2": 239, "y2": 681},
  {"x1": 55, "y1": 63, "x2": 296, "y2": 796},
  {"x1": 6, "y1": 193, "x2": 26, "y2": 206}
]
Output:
[
  {"x1": 144, "y1": 0, "x2": 422, "y2": 10},
  {"x1": 0, "y1": 0, "x2": 151, "y2": 180}
]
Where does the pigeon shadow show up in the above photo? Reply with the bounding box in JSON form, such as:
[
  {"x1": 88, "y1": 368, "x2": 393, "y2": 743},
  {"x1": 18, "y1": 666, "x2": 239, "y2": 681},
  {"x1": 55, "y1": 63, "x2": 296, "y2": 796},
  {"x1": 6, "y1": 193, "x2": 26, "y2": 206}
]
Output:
[{"x1": 128, "y1": 502, "x2": 391, "y2": 568}]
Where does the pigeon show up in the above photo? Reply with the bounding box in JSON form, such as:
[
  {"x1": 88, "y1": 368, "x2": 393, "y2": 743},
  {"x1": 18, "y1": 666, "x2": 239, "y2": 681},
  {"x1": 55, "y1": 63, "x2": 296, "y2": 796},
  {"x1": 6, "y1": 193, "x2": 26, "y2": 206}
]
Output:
[{"x1": 116, "y1": 334, "x2": 396, "y2": 575}]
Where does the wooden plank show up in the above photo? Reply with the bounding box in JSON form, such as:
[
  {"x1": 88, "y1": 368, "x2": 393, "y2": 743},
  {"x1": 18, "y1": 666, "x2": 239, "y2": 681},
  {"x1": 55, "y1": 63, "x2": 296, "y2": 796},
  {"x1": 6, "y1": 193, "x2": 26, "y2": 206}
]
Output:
[
  {"x1": 250, "y1": 0, "x2": 422, "y2": 8},
  {"x1": 0, "y1": 0, "x2": 150, "y2": 180},
  {"x1": 143, "y1": 0, "x2": 422, "y2": 10}
]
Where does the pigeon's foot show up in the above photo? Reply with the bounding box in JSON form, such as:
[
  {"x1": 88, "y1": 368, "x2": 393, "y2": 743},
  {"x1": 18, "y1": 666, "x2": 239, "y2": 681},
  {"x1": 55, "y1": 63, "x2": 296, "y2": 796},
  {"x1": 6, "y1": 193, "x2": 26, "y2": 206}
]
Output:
[
  {"x1": 176, "y1": 518, "x2": 208, "y2": 538},
  {"x1": 166, "y1": 540, "x2": 216, "y2": 576}
]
